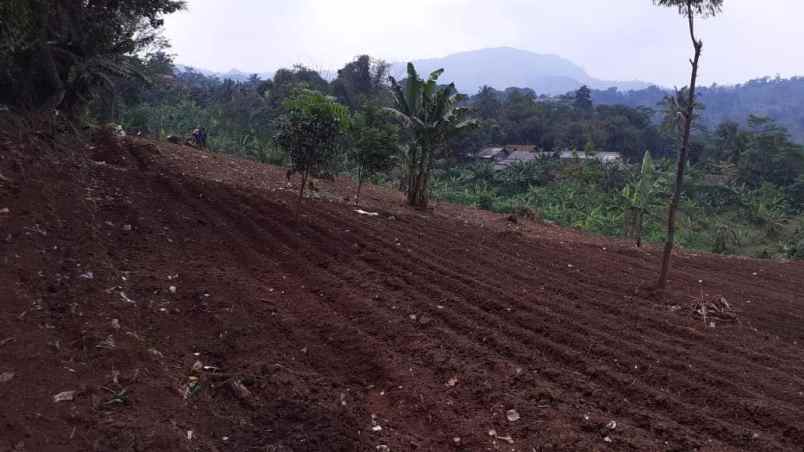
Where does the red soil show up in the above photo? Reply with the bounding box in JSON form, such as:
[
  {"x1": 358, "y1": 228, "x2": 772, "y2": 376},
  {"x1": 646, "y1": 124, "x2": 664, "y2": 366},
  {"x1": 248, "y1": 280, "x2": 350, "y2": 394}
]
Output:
[{"x1": 1, "y1": 128, "x2": 803, "y2": 451}]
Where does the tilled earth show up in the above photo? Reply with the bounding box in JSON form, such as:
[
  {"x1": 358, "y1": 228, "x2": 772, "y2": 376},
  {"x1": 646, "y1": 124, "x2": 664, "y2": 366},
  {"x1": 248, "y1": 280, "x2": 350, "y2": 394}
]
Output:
[{"x1": 1, "y1": 131, "x2": 803, "y2": 451}]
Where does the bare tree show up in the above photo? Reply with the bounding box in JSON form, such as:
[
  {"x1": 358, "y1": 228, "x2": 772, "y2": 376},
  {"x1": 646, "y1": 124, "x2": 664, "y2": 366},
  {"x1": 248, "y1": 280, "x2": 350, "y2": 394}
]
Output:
[{"x1": 654, "y1": 0, "x2": 724, "y2": 289}]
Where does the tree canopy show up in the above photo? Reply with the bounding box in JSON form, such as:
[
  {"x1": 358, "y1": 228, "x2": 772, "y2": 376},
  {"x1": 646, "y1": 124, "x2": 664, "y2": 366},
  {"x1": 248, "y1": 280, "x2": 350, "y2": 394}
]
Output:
[
  {"x1": 654, "y1": 0, "x2": 724, "y2": 17},
  {"x1": 274, "y1": 89, "x2": 350, "y2": 217},
  {"x1": 0, "y1": 0, "x2": 185, "y2": 114}
]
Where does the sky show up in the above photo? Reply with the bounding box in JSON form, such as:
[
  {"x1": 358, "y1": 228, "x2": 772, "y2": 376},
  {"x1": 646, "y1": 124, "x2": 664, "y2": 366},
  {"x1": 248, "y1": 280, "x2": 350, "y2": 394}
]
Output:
[{"x1": 162, "y1": 0, "x2": 804, "y2": 87}]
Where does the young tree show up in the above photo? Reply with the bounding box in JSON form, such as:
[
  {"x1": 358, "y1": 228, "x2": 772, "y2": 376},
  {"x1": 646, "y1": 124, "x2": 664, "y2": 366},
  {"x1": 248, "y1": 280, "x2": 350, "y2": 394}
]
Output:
[
  {"x1": 654, "y1": 0, "x2": 723, "y2": 289},
  {"x1": 388, "y1": 63, "x2": 475, "y2": 208},
  {"x1": 274, "y1": 89, "x2": 350, "y2": 219},
  {"x1": 349, "y1": 105, "x2": 399, "y2": 206},
  {"x1": 622, "y1": 151, "x2": 657, "y2": 247}
]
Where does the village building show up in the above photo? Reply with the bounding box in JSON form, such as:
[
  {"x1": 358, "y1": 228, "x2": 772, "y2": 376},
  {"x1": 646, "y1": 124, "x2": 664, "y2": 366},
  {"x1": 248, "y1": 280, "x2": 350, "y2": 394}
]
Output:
[{"x1": 476, "y1": 145, "x2": 623, "y2": 170}]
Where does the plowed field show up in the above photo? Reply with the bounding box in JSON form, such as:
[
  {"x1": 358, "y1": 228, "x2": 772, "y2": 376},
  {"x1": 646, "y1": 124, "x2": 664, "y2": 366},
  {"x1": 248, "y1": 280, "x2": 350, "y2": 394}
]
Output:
[{"x1": 1, "y1": 130, "x2": 803, "y2": 451}]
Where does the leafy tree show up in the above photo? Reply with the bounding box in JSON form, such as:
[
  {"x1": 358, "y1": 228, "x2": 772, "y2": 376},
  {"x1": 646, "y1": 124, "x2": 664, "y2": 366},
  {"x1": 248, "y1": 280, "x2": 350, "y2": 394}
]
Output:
[
  {"x1": 713, "y1": 120, "x2": 747, "y2": 163},
  {"x1": 332, "y1": 55, "x2": 390, "y2": 110},
  {"x1": 274, "y1": 89, "x2": 350, "y2": 219},
  {"x1": 474, "y1": 85, "x2": 502, "y2": 120},
  {"x1": 0, "y1": 0, "x2": 185, "y2": 115},
  {"x1": 654, "y1": 0, "x2": 724, "y2": 290},
  {"x1": 349, "y1": 105, "x2": 399, "y2": 206},
  {"x1": 266, "y1": 65, "x2": 330, "y2": 109},
  {"x1": 574, "y1": 85, "x2": 593, "y2": 113},
  {"x1": 737, "y1": 116, "x2": 804, "y2": 208},
  {"x1": 388, "y1": 63, "x2": 476, "y2": 208}
]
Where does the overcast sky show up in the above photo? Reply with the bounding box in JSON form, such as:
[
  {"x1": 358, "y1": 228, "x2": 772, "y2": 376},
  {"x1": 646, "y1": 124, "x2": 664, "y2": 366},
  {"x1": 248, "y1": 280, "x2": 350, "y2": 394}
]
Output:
[{"x1": 162, "y1": 0, "x2": 804, "y2": 87}]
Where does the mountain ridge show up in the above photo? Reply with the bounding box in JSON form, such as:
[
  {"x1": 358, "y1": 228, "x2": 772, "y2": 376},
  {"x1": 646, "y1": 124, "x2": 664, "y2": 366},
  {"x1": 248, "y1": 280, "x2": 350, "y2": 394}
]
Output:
[
  {"x1": 176, "y1": 47, "x2": 652, "y2": 95},
  {"x1": 391, "y1": 47, "x2": 653, "y2": 95}
]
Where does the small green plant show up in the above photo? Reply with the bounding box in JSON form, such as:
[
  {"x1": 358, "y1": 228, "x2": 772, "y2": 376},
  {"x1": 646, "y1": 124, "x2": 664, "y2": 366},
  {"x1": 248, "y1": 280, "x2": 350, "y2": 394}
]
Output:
[{"x1": 622, "y1": 151, "x2": 657, "y2": 246}]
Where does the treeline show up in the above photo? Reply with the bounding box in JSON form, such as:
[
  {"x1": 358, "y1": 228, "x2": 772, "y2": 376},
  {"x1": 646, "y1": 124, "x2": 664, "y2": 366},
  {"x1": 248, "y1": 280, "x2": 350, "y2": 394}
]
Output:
[
  {"x1": 459, "y1": 85, "x2": 671, "y2": 162},
  {"x1": 591, "y1": 77, "x2": 804, "y2": 144}
]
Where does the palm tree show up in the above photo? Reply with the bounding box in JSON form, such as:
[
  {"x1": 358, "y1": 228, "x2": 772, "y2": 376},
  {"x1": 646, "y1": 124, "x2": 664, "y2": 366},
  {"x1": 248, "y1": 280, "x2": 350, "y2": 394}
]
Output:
[{"x1": 387, "y1": 63, "x2": 475, "y2": 208}]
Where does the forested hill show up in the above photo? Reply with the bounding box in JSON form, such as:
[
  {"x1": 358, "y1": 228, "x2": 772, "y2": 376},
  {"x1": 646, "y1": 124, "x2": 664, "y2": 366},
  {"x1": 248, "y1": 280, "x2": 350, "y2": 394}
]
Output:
[{"x1": 591, "y1": 77, "x2": 804, "y2": 143}]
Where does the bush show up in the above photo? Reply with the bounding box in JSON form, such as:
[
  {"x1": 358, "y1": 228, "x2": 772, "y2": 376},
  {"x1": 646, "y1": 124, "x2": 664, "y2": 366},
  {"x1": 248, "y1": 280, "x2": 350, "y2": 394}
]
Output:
[{"x1": 793, "y1": 240, "x2": 804, "y2": 260}]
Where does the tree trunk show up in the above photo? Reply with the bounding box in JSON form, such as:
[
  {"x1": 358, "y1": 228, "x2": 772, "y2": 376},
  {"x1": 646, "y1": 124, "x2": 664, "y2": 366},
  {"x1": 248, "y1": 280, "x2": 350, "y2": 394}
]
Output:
[
  {"x1": 418, "y1": 147, "x2": 436, "y2": 208},
  {"x1": 657, "y1": 5, "x2": 702, "y2": 289},
  {"x1": 635, "y1": 208, "x2": 643, "y2": 248},
  {"x1": 355, "y1": 166, "x2": 363, "y2": 207},
  {"x1": 296, "y1": 167, "x2": 308, "y2": 221},
  {"x1": 624, "y1": 207, "x2": 636, "y2": 240},
  {"x1": 404, "y1": 145, "x2": 418, "y2": 198},
  {"x1": 408, "y1": 148, "x2": 429, "y2": 209},
  {"x1": 625, "y1": 207, "x2": 644, "y2": 247},
  {"x1": 28, "y1": 1, "x2": 65, "y2": 112}
]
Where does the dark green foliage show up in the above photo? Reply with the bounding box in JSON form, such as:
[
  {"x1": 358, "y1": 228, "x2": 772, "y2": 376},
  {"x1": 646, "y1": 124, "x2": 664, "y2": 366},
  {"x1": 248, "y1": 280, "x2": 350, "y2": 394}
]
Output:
[
  {"x1": 273, "y1": 89, "x2": 349, "y2": 217},
  {"x1": 474, "y1": 85, "x2": 502, "y2": 120},
  {"x1": 332, "y1": 55, "x2": 391, "y2": 110},
  {"x1": 574, "y1": 85, "x2": 593, "y2": 113},
  {"x1": 464, "y1": 86, "x2": 668, "y2": 162},
  {"x1": 737, "y1": 116, "x2": 804, "y2": 196},
  {"x1": 267, "y1": 65, "x2": 331, "y2": 109},
  {"x1": 349, "y1": 105, "x2": 399, "y2": 205},
  {"x1": 654, "y1": 0, "x2": 723, "y2": 16},
  {"x1": 592, "y1": 77, "x2": 804, "y2": 145},
  {"x1": 0, "y1": 0, "x2": 184, "y2": 115}
]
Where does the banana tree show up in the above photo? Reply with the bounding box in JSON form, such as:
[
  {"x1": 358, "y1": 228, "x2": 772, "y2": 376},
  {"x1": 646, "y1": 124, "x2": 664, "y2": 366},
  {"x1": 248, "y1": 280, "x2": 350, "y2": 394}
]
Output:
[
  {"x1": 387, "y1": 63, "x2": 475, "y2": 208},
  {"x1": 622, "y1": 151, "x2": 656, "y2": 247}
]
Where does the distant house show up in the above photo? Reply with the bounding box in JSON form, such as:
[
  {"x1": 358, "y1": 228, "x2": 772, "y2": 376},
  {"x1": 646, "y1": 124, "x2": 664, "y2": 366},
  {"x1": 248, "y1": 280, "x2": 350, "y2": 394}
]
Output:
[
  {"x1": 475, "y1": 145, "x2": 622, "y2": 170},
  {"x1": 476, "y1": 147, "x2": 506, "y2": 160},
  {"x1": 494, "y1": 150, "x2": 539, "y2": 170},
  {"x1": 551, "y1": 150, "x2": 623, "y2": 164}
]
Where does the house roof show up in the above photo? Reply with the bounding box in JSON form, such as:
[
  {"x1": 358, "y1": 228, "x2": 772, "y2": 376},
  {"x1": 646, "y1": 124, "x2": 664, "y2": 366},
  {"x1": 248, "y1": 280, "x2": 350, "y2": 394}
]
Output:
[
  {"x1": 503, "y1": 144, "x2": 538, "y2": 153},
  {"x1": 493, "y1": 150, "x2": 538, "y2": 170},
  {"x1": 475, "y1": 145, "x2": 624, "y2": 170},
  {"x1": 477, "y1": 147, "x2": 505, "y2": 159},
  {"x1": 557, "y1": 151, "x2": 622, "y2": 162}
]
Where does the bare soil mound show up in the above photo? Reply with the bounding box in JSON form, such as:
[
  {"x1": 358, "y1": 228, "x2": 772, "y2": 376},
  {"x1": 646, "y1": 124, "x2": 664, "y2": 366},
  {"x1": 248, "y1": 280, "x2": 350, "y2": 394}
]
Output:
[{"x1": 1, "y1": 128, "x2": 803, "y2": 451}]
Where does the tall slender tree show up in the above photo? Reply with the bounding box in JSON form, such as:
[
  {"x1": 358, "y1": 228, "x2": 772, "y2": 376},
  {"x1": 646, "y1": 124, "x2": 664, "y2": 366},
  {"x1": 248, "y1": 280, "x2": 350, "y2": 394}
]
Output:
[{"x1": 654, "y1": 0, "x2": 723, "y2": 289}]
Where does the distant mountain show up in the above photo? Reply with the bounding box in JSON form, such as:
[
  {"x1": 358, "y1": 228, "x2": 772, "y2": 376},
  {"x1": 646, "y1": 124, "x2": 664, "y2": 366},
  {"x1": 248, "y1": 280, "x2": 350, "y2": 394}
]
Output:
[
  {"x1": 176, "y1": 47, "x2": 648, "y2": 95},
  {"x1": 391, "y1": 47, "x2": 652, "y2": 95}
]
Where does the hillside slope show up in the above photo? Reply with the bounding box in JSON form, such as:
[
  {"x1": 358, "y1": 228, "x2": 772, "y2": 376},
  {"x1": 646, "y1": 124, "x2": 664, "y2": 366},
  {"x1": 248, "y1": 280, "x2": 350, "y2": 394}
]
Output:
[{"x1": 1, "y1": 126, "x2": 803, "y2": 451}]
